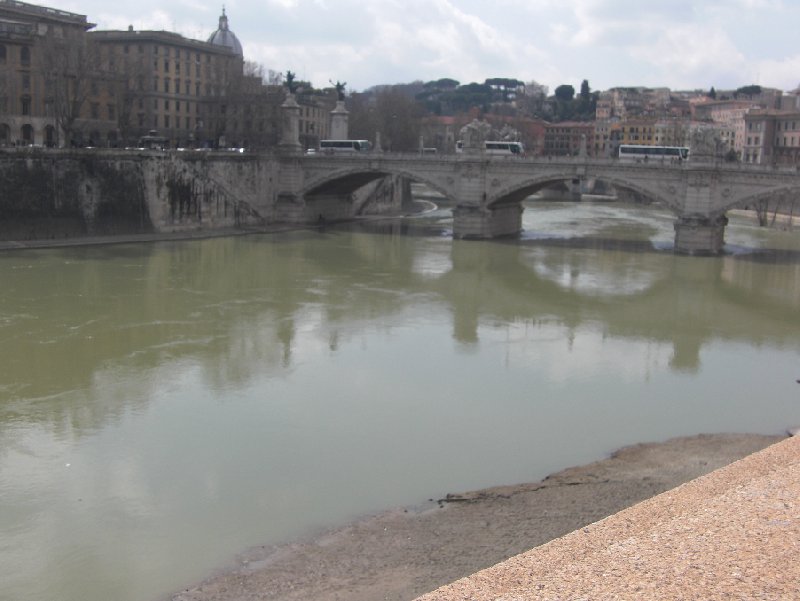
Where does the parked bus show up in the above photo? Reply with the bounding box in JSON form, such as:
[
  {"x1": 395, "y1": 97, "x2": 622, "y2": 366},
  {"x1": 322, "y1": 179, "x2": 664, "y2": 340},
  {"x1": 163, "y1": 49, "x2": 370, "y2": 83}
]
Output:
[
  {"x1": 455, "y1": 140, "x2": 525, "y2": 155},
  {"x1": 618, "y1": 144, "x2": 688, "y2": 162},
  {"x1": 319, "y1": 139, "x2": 372, "y2": 153}
]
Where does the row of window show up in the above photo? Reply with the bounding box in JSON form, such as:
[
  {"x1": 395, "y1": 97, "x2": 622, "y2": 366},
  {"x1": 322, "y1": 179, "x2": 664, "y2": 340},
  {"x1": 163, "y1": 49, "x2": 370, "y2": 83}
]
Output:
[
  {"x1": 0, "y1": 45, "x2": 30, "y2": 65},
  {"x1": 142, "y1": 113, "x2": 267, "y2": 133},
  {"x1": 153, "y1": 78, "x2": 225, "y2": 96},
  {"x1": 121, "y1": 44, "x2": 210, "y2": 62}
]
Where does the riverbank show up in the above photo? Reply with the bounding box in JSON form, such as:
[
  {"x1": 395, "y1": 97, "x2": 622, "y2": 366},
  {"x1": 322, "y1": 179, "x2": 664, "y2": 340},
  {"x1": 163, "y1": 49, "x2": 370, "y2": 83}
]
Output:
[
  {"x1": 0, "y1": 226, "x2": 291, "y2": 252},
  {"x1": 166, "y1": 432, "x2": 784, "y2": 601}
]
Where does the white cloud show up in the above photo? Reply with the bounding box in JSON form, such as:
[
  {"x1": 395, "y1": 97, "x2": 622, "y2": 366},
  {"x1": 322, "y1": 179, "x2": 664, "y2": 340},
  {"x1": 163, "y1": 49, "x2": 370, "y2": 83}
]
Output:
[{"x1": 36, "y1": 0, "x2": 800, "y2": 92}]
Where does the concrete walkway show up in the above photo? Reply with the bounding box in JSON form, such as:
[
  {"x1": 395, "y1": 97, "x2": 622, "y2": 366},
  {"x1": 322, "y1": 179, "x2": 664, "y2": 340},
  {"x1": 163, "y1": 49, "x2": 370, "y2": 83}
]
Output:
[{"x1": 415, "y1": 434, "x2": 799, "y2": 601}]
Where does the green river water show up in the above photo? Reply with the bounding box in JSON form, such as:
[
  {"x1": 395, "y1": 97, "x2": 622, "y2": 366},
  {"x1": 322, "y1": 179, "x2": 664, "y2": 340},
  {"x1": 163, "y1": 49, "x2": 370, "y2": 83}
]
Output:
[{"x1": 1, "y1": 200, "x2": 799, "y2": 601}]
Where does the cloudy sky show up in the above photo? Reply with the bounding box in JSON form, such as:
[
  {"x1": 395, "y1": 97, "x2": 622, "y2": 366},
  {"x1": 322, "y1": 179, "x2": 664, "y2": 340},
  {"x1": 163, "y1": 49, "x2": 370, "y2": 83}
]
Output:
[{"x1": 40, "y1": 0, "x2": 800, "y2": 94}]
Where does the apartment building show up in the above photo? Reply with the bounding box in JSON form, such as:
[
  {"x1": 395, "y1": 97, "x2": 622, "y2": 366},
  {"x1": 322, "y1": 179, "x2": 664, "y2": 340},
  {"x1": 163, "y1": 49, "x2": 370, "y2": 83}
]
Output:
[
  {"x1": 0, "y1": 1, "x2": 334, "y2": 149},
  {"x1": 89, "y1": 26, "x2": 244, "y2": 148},
  {"x1": 693, "y1": 100, "x2": 757, "y2": 157},
  {"x1": 544, "y1": 121, "x2": 594, "y2": 156},
  {"x1": 0, "y1": 0, "x2": 95, "y2": 146},
  {"x1": 744, "y1": 110, "x2": 800, "y2": 165}
]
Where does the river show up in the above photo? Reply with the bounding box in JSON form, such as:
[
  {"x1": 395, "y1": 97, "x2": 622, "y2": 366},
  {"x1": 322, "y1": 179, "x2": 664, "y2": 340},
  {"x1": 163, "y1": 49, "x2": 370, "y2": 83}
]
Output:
[{"x1": 1, "y1": 199, "x2": 799, "y2": 601}]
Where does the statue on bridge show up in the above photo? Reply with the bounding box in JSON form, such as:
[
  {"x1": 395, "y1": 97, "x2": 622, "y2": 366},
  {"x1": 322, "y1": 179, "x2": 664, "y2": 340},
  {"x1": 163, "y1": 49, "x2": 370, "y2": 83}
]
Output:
[
  {"x1": 690, "y1": 126, "x2": 723, "y2": 161},
  {"x1": 285, "y1": 70, "x2": 298, "y2": 95},
  {"x1": 330, "y1": 80, "x2": 347, "y2": 101},
  {"x1": 459, "y1": 119, "x2": 492, "y2": 153}
]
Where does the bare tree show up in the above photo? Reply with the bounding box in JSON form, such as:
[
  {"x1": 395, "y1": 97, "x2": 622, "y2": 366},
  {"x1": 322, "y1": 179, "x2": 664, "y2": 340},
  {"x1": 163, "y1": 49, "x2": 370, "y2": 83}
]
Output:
[
  {"x1": 40, "y1": 34, "x2": 101, "y2": 146},
  {"x1": 244, "y1": 60, "x2": 267, "y2": 84}
]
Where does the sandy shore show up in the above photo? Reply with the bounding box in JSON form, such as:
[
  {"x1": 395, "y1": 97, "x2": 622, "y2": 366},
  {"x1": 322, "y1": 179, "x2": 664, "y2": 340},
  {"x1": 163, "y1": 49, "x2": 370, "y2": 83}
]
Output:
[{"x1": 165, "y1": 432, "x2": 783, "y2": 601}]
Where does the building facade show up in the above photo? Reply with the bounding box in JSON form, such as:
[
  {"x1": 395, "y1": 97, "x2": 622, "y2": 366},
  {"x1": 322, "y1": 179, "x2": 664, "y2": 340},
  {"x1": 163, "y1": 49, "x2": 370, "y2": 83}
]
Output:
[
  {"x1": 544, "y1": 121, "x2": 594, "y2": 156},
  {"x1": 0, "y1": 0, "x2": 94, "y2": 146},
  {"x1": 89, "y1": 26, "x2": 244, "y2": 147},
  {"x1": 744, "y1": 110, "x2": 800, "y2": 165},
  {"x1": 0, "y1": 1, "x2": 335, "y2": 149}
]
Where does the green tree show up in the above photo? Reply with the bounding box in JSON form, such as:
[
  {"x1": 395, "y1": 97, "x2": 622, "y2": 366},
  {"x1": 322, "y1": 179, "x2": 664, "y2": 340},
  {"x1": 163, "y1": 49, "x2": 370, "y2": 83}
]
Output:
[
  {"x1": 735, "y1": 84, "x2": 762, "y2": 97},
  {"x1": 555, "y1": 84, "x2": 575, "y2": 102},
  {"x1": 579, "y1": 79, "x2": 590, "y2": 102}
]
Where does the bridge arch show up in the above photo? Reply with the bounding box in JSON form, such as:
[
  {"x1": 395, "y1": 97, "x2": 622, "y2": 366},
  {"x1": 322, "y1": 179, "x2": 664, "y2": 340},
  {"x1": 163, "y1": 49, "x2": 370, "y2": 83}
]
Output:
[
  {"x1": 302, "y1": 165, "x2": 456, "y2": 203},
  {"x1": 718, "y1": 182, "x2": 800, "y2": 215},
  {"x1": 487, "y1": 171, "x2": 680, "y2": 214}
]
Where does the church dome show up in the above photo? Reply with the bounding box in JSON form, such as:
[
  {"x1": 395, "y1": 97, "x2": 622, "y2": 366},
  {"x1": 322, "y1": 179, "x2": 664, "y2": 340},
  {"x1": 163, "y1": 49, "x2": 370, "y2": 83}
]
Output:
[{"x1": 207, "y1": 8, "x2": 243, "y2": 56}]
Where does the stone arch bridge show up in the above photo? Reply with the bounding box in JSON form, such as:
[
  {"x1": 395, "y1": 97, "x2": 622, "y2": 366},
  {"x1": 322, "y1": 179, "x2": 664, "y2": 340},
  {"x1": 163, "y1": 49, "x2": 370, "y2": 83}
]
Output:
[{"x1": 283, "y1": 150, "x2": 800, "y2": 254}]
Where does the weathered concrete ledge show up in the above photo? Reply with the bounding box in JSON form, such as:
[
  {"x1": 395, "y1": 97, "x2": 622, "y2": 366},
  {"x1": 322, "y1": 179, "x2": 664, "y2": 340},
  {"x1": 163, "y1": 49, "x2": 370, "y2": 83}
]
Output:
[{"x1": 415, "y1": 434, "x2": 799, "y2": 600}]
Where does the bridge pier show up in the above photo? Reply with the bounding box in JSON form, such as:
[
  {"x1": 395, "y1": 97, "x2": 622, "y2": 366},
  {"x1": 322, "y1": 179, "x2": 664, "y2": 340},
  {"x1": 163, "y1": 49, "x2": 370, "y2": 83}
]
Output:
[
  {"x1": 452, "y1": 203, "x2": 523, "y2": 239},
  {"x1": 673, "y1": 215, "x2": 728, "y2": 255}
]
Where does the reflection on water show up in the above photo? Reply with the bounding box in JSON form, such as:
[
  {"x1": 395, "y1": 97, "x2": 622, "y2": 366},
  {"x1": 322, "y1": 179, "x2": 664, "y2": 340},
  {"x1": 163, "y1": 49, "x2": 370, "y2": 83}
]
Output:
[{"x1": 1, "y1": 201, "x2": 799, "y2": 601}]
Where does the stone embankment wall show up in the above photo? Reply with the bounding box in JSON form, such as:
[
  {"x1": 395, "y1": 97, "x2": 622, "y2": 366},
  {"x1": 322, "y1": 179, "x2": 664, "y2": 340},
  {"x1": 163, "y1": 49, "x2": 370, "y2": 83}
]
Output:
[
  {"x1": 0, "y1": 149, "x2": 404, "y2": 242},
  {"x1": 0, "y1": 150, "x2": 153, "y2": 240}
]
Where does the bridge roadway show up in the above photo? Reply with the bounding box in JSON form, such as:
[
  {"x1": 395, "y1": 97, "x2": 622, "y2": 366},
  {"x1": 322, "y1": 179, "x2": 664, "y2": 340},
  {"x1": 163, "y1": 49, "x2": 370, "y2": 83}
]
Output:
[{"x1": 286, "y1": 150, "x2": 800, "y2": 254}]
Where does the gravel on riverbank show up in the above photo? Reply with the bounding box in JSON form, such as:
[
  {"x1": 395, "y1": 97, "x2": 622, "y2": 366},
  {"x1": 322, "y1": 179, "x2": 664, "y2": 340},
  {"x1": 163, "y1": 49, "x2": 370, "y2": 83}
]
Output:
[{"x1": 166, "y1": 432, "x2": 783, "y2": 601}]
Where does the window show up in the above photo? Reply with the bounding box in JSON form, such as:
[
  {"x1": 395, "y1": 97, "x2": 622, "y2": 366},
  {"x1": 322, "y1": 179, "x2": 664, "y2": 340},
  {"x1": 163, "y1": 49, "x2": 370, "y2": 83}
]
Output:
[
  {"x1": 0, "y1": 45, "x2": 6, "y2": 63},
  {"x1": 164, "y1": 59, "x2": 169, "y2": 72},
  {"x1": 175, "y1": 101, "x2": 180, "y2": 112},
  {"x1": 164, "y1": 100, "x2": 170, "y2": 111},
  {"x1": 185, "y1": 116, "x2": 190, "y2": 129},
  {"x1": 138, "y1": 44, "x2": 143, "y2": 54},
  {"x1": 108, "y1": 104, "x2": 115, "y2": 120},
  {"x1": 22, "y1": 73, "x2": 29, "y2": 90},
  {"x1": 164, "y1": 115, "x2": 169, "y2": 128},
  {"x1": 153, "y1": 77, "x2": 158, "y2": 91},
  {"x1": 20, "y1": 46, "x2": 30, "y2": 65},
  {"x1": 21, "y1": 96, "x2": 31, "y2": 115},
  {"x1": 90, "y1": 103, "x2": 99, "y2": 119},
  {"x1": 124, "y1": 44, "x2": 129, "y2": 54},
  {"x1": 154, "y1": 45, "x2": 159, "y2": 56},
  {"x1": 164, "y1": 78, "x2": 170, "y2": 93}
]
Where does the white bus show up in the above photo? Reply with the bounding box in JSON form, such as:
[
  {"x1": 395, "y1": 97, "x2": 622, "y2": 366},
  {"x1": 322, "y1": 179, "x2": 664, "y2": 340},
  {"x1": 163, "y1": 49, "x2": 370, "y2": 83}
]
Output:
[
  {"x1": 456, "y1": 140, "x2": 525, "y2": 155},
  {"x1": 319, "y1": 139, "x2": 372, "y2": 153},
  {"x1": 618, "y1": 145, "x2": 688, "y2": 162}
]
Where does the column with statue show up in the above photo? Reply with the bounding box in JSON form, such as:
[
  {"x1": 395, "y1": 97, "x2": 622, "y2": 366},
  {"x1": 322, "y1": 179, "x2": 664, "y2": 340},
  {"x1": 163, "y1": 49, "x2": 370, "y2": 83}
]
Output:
[
  {"x1": 279, "y1": 71, "x2": 302, "y2": 154},
  {"x1": 329, "y1": 80, "x2": 349, "y2": 141}
]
